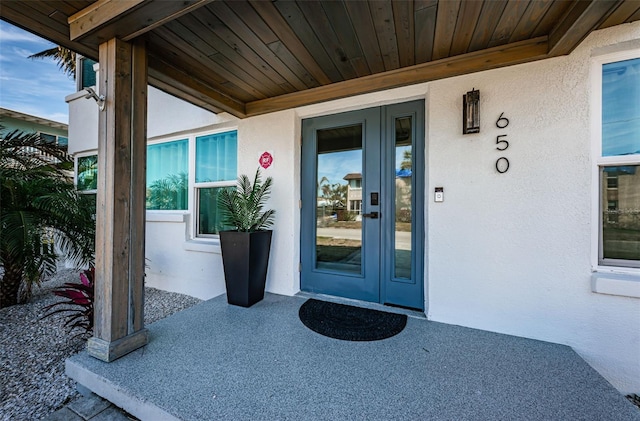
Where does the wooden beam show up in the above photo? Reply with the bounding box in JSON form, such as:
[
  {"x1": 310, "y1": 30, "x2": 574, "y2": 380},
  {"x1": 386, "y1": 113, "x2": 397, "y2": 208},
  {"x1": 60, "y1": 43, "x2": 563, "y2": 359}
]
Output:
[
  {"x1": 599, "y1": 1, "x2": 640, "y2": 29},
  {"x1": 148, "y1": 55, "x2": 247, "y2": 118},
  {"x1": 88, "y1": 37, "x2": 148, "y2": 362},
  {"x1": 69, "y1": 0, "x2": 144, "y2": 40},
  {"x1": 69, "y1": 0, "x2": 212, "y2": 42},
  {"x1": 0, "y1": 2, "x2": 98, "y2": 59},
  {"x1": 548, "y1": 0, "x2": 623, "y2": 56},
  {"x1": 129, "y1": 38, "x2": 147, "y2": 334},
  {"x1": 245, "y1": 37, "x2": 549, "y2": 117}
]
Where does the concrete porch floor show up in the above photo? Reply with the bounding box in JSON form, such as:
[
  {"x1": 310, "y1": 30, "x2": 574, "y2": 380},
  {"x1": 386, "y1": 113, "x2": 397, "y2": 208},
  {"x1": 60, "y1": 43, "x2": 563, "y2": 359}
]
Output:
[{"x1": 66, "y1": 293, "x2": 639, "y2": 420}]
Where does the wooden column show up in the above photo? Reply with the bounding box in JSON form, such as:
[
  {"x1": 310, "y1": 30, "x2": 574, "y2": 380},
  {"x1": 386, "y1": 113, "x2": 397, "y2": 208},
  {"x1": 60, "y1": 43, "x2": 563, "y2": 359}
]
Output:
[{"x1": 88, "y1": 37, "x2": 148, "y2": 362}]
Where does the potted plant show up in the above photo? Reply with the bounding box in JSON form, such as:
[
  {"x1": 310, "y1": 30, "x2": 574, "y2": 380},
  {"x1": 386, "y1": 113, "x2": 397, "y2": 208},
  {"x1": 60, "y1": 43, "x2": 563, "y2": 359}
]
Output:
[{"x1": 219, "y1": 169, "x2": 275, "y2": 307}]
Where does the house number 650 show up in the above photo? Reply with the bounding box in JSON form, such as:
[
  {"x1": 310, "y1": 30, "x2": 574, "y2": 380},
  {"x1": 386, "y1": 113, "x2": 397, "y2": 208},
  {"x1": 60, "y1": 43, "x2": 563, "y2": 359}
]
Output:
[{"x1": 495, "y1": 113, "x2": 510, "y2": 174}]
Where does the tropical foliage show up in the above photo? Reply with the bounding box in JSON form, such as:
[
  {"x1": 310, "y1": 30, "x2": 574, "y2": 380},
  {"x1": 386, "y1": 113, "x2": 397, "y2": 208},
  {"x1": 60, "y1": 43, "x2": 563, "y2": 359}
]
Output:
[
  {"x1": 146, "y1": 172, "x2": 188, "y2": 210},
  {"x1": 29, "y1": 46, "x2": 76, "y2": 79},
  {"x1": 0, "y1": 129, "x2": 95, "y2": 308},
  {"x1": 318, "y1": 176, "x2": 347, "y2": 208},
  {"x1": 42, "y1": 267, "x2": 94, "y2": 338},
  {"x1": 219, "y1": 169, "x2": 275, "y2": 232}
]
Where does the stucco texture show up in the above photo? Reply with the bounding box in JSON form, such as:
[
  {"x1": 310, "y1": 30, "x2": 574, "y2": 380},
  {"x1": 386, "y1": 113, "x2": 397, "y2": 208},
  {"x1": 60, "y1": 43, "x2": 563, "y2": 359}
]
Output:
[{"x1": 425, "y1": 22, "x2": 640, "y2": 393}]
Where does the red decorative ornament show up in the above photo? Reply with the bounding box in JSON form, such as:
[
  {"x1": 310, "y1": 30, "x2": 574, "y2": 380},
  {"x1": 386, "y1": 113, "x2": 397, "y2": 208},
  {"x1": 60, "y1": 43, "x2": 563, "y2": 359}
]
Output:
[{"x1": 259, "y1": 151, "x2": 273, "y2": 169}]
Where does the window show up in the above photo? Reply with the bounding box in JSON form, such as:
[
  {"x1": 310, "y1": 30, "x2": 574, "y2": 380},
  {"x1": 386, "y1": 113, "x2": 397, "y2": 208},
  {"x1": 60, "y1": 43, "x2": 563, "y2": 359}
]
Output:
[
  {"x1": 195, "y1": 131, "x2": 237, "y2": 236},
  {"x1": 595, "y1": 54, "x2": 640, "y2": 268},
  {"x1": 77, "y1": 155, "x2": 98, "y2": 191},
  {"x1": 40, "y1": 133, "x2": 57, "y2": 144},
  {"x1": 145, "y1": 130, "x2": 238, "y2": 238},
  {"x1": 76, "y1": 154, "x2": 98, "y2": 219},
  {"x1": 600, "y1": 166, "x2": 639, "y2": 263},
  {"x1": 146, "y1": 139, "x2": 188, "y2": 210},
  {"x1": 78, "y1": 57, "x2": 97, "y2": 90},
  {"x1": 39, "y1": 133, "x2": 68, "y2": 149}
]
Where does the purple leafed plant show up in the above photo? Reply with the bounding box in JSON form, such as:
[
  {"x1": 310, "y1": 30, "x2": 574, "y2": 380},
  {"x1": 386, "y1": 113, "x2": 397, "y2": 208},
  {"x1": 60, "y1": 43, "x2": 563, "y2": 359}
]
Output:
[{"x1": 43, "y1": 267, "x2": 94, "y2": 338}]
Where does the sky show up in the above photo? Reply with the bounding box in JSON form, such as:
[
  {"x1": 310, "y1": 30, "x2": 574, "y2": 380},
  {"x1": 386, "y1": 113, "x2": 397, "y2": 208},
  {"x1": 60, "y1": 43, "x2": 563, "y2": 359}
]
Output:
[{"x1": 0, "y1": 20, "x2": 76, "y2": 124}]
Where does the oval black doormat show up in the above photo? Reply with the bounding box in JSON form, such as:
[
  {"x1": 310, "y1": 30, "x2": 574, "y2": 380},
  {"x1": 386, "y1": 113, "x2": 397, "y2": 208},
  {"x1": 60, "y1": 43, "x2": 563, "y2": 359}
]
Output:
[{"x1": 298, "y1": 299, "x2": 407, "y2": 341}]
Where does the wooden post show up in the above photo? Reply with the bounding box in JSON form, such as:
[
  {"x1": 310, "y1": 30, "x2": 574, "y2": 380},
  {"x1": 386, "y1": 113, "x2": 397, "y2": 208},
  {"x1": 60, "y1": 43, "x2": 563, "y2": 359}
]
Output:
[{"x1": 88, "y1": 37, "x2": 148, "y2": 362}]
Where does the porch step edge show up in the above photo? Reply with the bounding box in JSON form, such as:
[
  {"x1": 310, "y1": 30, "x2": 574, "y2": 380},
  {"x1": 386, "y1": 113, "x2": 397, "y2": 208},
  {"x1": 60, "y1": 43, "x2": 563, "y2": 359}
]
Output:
[{"x1": 65, "y1": 356, "x2": 179, "y2": 421}]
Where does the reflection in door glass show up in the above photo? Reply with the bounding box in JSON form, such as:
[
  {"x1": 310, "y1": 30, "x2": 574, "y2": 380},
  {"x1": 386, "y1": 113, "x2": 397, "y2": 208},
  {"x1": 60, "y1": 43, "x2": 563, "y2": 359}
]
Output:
[
  {"x1": 316, "y1": 124, "x2": 363, "y2": 274},
  {"x1": 395, "y1": 117, "x2": 412, "y2": 279}
]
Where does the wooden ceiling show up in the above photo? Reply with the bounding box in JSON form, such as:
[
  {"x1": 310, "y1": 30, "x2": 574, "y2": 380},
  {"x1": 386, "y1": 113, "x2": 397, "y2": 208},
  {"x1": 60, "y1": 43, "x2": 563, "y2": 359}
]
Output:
[{"x1": 2, "y1": 1, "x2": 639, "y2": 118}]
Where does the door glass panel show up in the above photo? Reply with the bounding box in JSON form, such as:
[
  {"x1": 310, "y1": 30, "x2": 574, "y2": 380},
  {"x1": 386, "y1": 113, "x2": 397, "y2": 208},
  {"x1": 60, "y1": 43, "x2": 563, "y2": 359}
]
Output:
[
  {"x1": 316, "y1": 124, "x2": 363, "y2": 274},
  {"x1": 395, "y1": 117, "x2": 412, "y2": 279}
]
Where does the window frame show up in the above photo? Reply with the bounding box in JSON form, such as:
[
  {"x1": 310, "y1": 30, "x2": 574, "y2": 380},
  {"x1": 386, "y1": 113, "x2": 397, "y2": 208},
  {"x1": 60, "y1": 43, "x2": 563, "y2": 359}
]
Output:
[
  {"x1": 591, "y1": 49, "x2": 640, "y2": 273},
  {"x1": 145, "y1": 137, "x2": 190, "y2": 213},
  {"x1": 75, "y1": 152, "x2": 98, "y2": 194},
  {"x1": 38, "y1": 132, "x2": 68, "y2": 148},
  {"x1": 193, "y1": 129, "x2": 238, "y2": 239},
  {"x1": 75, "y1": 152, "x2": 98, "y2": 221},
  {"x1": 145, "y1": 127, "x2": 239, "y2": 241},
  {"x1": 77, "y1": 56, "x2": 98, "y2": 91}
]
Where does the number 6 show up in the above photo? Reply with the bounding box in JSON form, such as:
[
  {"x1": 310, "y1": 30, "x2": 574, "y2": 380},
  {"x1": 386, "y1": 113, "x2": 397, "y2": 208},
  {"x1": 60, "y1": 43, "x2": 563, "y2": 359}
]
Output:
[{"x1": 496, "y1": 112, "x2": 509, "y2": 129}]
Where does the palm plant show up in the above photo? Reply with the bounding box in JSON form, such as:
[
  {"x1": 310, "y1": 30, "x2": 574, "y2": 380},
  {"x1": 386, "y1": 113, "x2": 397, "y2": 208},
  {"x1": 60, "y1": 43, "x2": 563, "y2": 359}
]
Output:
[
  {"x1": 146, "y1": 172, "x2": 188, "y2": 210},
  {"x1": 0, "y1": 129, "x2": 95, "y2": 308},
  {"x1": 219, "y1": 169, "x2": 275, "y2": 232},
  {"x1": 29, "y1": 46, "x2": 76, "y2": 79}
]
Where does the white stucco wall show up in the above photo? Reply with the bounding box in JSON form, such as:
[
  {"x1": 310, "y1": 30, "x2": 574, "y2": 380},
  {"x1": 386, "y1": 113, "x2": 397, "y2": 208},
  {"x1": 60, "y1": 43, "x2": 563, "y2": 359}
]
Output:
[
  {"x1": 289, "y1": 22, "x2": 640, "y2": 393},
  {"x1": 238, "y1": 111, "x2": 301, "y2": 296},
  {"x1": 144, "y1": 214, "x2": 227, "y2": 299},
  {"x1": 146, "y1": 86, "x2": 226, "y2": 138},
  {"x1": 423, "y1": 25, "x2": 640, "y2": 394},
  {"x1": 66, "y1": 22, "x2": 640, "y2": 393}
]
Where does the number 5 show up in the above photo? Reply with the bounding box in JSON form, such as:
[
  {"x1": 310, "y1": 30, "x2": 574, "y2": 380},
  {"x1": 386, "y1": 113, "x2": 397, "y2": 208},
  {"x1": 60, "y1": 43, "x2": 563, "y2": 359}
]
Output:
[{"x1": 496, "y1": 134, "x2": 509, "y2": 151}]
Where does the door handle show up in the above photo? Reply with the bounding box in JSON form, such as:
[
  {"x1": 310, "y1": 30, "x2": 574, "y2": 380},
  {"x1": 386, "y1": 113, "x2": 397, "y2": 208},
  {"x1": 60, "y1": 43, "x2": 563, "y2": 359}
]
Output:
[{"x1": 362, "y1": 211, "x2": 379, "y2": 219}]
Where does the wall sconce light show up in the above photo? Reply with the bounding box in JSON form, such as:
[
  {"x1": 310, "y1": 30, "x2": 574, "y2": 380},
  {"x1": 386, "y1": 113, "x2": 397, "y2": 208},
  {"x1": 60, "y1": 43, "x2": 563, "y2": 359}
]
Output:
[
  {"x1": 84, "y1": 87, "x2": 105, "y2": 112},
  {"x1": 463, "y1": 88, "x2": 480, "y2": 134}
]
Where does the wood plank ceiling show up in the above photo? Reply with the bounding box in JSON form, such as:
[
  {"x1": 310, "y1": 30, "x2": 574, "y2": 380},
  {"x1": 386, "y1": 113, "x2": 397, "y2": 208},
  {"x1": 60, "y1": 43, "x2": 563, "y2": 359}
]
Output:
[{"x1": 2, "y1": 0, "x2": 639, "y2": 118}]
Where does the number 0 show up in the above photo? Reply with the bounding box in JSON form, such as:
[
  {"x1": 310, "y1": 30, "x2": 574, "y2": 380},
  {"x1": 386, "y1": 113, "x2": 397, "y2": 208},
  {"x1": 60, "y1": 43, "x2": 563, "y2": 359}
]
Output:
[{"x1": 496, "y1": 157, "x2": 509, "y2": 173}]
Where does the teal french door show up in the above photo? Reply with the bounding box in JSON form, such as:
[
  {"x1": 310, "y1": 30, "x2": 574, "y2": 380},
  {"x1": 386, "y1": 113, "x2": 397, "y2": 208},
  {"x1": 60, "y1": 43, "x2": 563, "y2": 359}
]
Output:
[{"x1": 301, "y1": 100, "x2": 425, "y2": 310}]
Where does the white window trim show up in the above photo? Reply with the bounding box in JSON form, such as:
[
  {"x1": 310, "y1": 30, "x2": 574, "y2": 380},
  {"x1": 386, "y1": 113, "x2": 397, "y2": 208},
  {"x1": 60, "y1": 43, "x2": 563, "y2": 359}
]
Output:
[
  {"x1": 590, "y1": 49, "x2": 640, "y2": 297},
  {"x1": 191, "y1": 128, "x2": 238, "y2": 240}
]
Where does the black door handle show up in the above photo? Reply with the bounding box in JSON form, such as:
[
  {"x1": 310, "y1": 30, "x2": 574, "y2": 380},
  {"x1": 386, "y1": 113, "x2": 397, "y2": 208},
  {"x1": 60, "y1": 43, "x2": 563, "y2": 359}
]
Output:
[{"x1": 362, "y1": 211, "x2": 379, "y2": 219}]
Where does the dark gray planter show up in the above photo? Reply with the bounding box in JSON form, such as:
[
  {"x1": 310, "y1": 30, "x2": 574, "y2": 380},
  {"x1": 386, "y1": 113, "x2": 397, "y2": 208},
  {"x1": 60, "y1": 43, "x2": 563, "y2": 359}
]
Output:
[{"x1": 219, "y1": 230, "x2": 273, "y2": 307}]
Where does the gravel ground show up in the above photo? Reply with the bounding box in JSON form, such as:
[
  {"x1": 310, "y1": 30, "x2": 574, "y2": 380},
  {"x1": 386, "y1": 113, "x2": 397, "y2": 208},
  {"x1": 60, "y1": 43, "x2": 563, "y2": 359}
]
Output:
[{"x1": 0, "y1": 269, "x2": 202, "y2": 421}]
